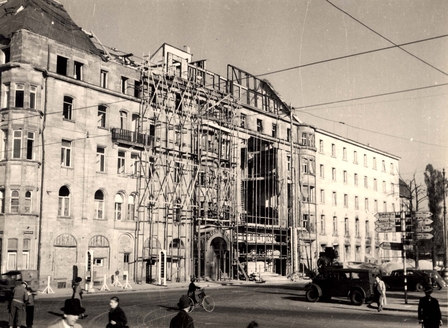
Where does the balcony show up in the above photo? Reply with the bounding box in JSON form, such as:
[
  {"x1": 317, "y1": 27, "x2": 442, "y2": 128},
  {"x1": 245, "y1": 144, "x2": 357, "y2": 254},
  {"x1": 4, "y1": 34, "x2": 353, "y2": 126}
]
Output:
[{"x1": 111, "y1": 128, "x2": 153, "y2": 149}]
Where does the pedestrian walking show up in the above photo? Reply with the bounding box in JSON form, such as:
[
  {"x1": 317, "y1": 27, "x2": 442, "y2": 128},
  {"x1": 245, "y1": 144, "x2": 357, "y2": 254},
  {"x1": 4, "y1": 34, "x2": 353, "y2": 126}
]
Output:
[
  {"x1": 418, "y1": 286, "x2": 442, "y2": 328},
  {"x1": 106, "y1": 296, "x2": 128, "y2": 328},
  {"x1": 26, "y1": 286, "x2": 36, "y2": 328},
  {"x1": 47, "y1": 298, "x2": 85, "y2": 328},
  {"x1": 72, "y1": 277, "x2": 86, "y2": 319},
  {"x1": 170, "y1": 295, "x2": 194, "y2": 328},
  {"x1": 8, "y1": 281, "x2": 29, "y2": 328},
  {"x1": 187, "y1": 277, "x2": 201, "y2": 305},
  {"x1": 374, "y1": 275, "x2": 387, "y2": 312}
]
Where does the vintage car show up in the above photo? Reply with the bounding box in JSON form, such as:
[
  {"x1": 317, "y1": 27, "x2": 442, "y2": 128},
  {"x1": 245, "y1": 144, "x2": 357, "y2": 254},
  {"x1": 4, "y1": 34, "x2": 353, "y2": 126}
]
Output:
[
  {"x1": 305, "y1": 267, "x2": 376, "y2": 306},
  {"x1": 419, "y1": 270, "x2": 446, "y2": 290},
  {"x1": 0, "y1": 270, "x2": 39, "y2": 301},
  {"x1": 382, "y1": 269, "x2": 431, "y2": 291}
]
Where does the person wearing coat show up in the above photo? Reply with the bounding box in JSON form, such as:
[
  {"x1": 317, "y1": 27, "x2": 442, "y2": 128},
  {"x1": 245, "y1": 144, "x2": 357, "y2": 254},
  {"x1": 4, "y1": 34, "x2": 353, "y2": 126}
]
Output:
[
  {"x1": 374, "y1": 275, "x2": 387, "y2": 312},
  {"x1": 106, "y1": 296, "x2": 128, "y2": 328},
  {"x1": 47, "y1": 298, "x2": 85, "y2": 328},
  {"x1": 8, "y1": 281, "x2": 29, "y2": 328},
  {"x1": 418, "y1": 286, "x2": 442, "y2": 328},
  {"x1": 72, "y1": 277, "x2": 86, "y2": 319},
  {"x1": 170, "y1": 295, "x2": 194, "y2": 328}
]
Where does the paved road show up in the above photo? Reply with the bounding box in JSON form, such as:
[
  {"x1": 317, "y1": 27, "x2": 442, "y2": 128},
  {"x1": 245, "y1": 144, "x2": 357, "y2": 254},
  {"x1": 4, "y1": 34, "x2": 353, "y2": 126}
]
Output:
[{"x1": 1, "y1": 284, "x2": 445, "y2": 328}]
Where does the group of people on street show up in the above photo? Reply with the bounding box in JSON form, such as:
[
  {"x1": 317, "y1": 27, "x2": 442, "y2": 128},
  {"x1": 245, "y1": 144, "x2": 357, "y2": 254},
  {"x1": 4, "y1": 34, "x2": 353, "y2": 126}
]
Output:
[{"x1": 8, "y1": 280, "x2": 35, "y2": 328}]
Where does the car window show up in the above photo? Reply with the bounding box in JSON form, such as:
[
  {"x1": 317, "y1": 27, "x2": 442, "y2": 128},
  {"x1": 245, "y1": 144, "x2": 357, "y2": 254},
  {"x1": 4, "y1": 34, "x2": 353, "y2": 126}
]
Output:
[
  {"x1": 340, "y1": 272, "x2": 349, "y2": 279},
  {"x1": 407, "y1": 271, "x2": 414, "y2": 276}
]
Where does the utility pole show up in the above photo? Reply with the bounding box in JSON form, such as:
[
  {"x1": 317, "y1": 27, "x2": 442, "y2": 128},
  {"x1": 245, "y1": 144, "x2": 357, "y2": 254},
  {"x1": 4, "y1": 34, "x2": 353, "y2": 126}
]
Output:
[
  {"x1": 290, "y1": 109, "x2": 299, "y2": 273},
  {"x1": 401, "y1": 205, "x2": 408, "y2": 304},
  {"x1": 442, "y1": 168, "x2": 448, "y2": 279}
]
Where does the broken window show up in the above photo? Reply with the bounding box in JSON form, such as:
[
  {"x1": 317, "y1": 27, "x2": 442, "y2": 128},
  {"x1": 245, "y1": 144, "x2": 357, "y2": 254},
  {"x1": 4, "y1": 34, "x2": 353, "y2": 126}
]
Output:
[
  {"x1": 74, "y1": 61, "x2": 83, "y2": 80},
  {"x1": 56, "y1": 56, "x2": 68, "y2": 75}
]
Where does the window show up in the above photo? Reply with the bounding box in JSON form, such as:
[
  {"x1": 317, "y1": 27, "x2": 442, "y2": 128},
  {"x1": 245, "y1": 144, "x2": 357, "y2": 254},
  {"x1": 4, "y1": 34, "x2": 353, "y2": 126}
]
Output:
[
  {"x1": 0, "y1": 47, "x2": 10, "y2": 64},
  {"x1": 364, "y1": 176, "x2": 368, "y2": 188},
  {"x1": 302, "y1": 214, "x2": 309, "y2": 229},
  {"x1": 63, "y1": 96, "x2": 73, "y2": 120},
  {"x1": 343, "y1": 147, "x2": 347, "y2": 160},
  {"x1": 331, "y1": 144, "x2": 336, "y2": 157},
  {"x1": 332, "y1": 168, "x2": 336, "y2": 181},
  {"x1": 131, "y1": 153, "x2": 139, "y2": 175},
  {"x1": 320, "y1": 215, "x2": 325, "y2": 234},
  {"x1": 30, "y1": 85, "x2": 37, "y2": 109},
  {"x1": 93, "y1": 258, "x2": 104, "y2": 266},
  {"x1": 100, "y1": 70, "x2": 108, "y2": 88},
  {"x1": 98, "y1": 105, "x2": 107, "y2": 128},
  {"x1": 272, "y1": 124, "x2": 277, "y2": 138},
  {"x1": 391, "y1": 183, "x2": 395, "y2": 195},
  {"x1": 114, "y1": 193, "x2": 123, "y2": 220},
  {"x1": 124, "y1": 253, "x2": 130, "y2": 263},
  {"x1": 287, "y1": 155, "x2": 291, "y2": 172},
  {"x1": 58, "y1": 186, "x2": 70, "y2": 216},
  {"x1": 354, "y1": 173, "x2": 358, "y2": 186},
  {"x1": 365, "y1": 198, "x2": 369, "y2": 211},
  {"x1": 174, "y1": 162, "x2": 181, "y2": 183},
  {"x1": 287, "y1": 128, "x2": 291, "y2": 142},
  {"x1": 120, "y1": 111, "x2": 128, "y2": 130},
  {"x1": 26, "y1": 132, "x2": 34, "y2": 160},
  {"x1": 355, "y1": 218, "x2": 359, "y2": 237},
  {"x1": 373, "y1": 157, "x2": 377, "y2": 170},
  {"x1": 374, "y1": 199, "x2": 378, "y2": 212},
  {"x1": 74, "y1": 61, "x2": 83, "y2": 80},
  {"x1": 344, "y1": 194, "x2": 348, "y2": 207},
  {"x1": 374, "y1": 178, "x2": 378, "y2": 191},
  {"x1": 24, "y1": 191, "x2": 31, "y2": 213},
  {"x1": 23, "y1": 238, "x2": 30, "y2": 269},
  {"x1": 94, "y1": 190, "x2": 104, "y2": 219},
  {"x1": 240, "y1": 114, "x2": 246, "y2": 128},
  {"x1": 10, "y1": 190, "x2": 19, "y2": 213},
  {"x1": 383, "y1": 201, "x2": 387, "y2": 212},
  {"x1": 333, "y1": 216, "x2": 338, "y2": 235},
  {"x1": 319, "y1": 165, "x2": 324, "y2": 178},
  {"x1": 256, "y1": 119, "x2": 263, "y2": 133},
  {"x1": 364, "y1": 154, "x2": 368, "y2": 167},
  {"x1": 7, "y1": 238, "x2": 18, "y2": 270},
  {"x1": 121, "y1": 76, "x2": 128, "y2": 94},
  {"x1": 15, "y1": 83, "x2": 24, "y2": 107},
  {"x1": 2, "y1": 83, "x2": 10, "y2": 107},
  {"x1": 382, "y1": 160, "x2": 386, "y2": 172},
  {"x1": 332, "y1": 192, "x2": 337, "y2": 206},
  {"x1": 365, "y1": 220, "x2": 370, "y2": 237},
  {"x1": 320, "y1": 189, "x2": 325, "y2": 204},
  {"x1": 56, "y1": 56, "x2": 68, "y2": 75},
  {"x1": 61, "y1": 139, "x2": 72, "y2": 167},
  {"x1": 13, "y1": 130, "x2": 21, "y2": 159},
  {"x1": 344, "y1": 218, "x2": 349, "y2": 236},
  {"x1": 390, "y1": 163, "x2": 394, "y2": 175},
  {"x1": 392, "y1": 203, "x2": 396, "y2": 212},
  {"x1": 97, "y1": 147, "x2": 105, "y2": 172},
  {"x1": 302, "y1": 159, "x2": 308, "y2": 174},
  {"x1": 382, "y1": 181, "x2": 386, "y2": 193},
  {"x1": 319, "y1": 139, "x2": 324, "y2": 153},
  {"x1": 0, "y1": 189, "x2": 4, "y2": 213},
  {"x1": 127, "y1": 194, "x2": 135, "y2": 221},
  {"x1": 354, "y1": 151, "x2": 358, "y2": 164},
  {"x1": 1, "y1": 129, "x2": 6, "y2": 160},
  {"x1": 343, "y1": 170, "x2": 347, "y2": 183},
  {"x1": 302, "y1": 133, "x2": 307, "y2": 145},
  {"x1": 117, "y1": 151, "x2": 126, "y2": 174},
  {"x1": 355, "y1": 196, "x2": 359, "y2": 209}
]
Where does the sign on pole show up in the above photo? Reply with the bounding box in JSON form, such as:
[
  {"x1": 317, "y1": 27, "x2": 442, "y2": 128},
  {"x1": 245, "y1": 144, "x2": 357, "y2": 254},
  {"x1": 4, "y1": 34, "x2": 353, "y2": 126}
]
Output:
[
  {"x1": 416, "y1": 219, "x2": 433, "y2": 226},
  {"x1": 415, "y1": 226, "x2": 433, "y2": 233},
  {"x1": 380, "y1": 242, "x2": 403, "y2": 251},
  {"x1": 415, "y1": 233, "x2": 433, "y2": 240}
]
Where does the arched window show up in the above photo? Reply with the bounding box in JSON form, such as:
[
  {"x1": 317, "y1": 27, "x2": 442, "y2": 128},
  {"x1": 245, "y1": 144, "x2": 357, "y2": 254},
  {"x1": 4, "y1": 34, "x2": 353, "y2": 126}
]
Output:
[
  {"x1": 63, "y1": 96, "x2": 73, "y2": 120},
  {"x1": 94, "y1": 190, "x2": 104, "y2": 219},
  {"x1": 24, "y1": 191, "x2": 32, "y2": 213},
  {"x1": 127, "y1": 194, "x2": 135, "y2": 221},
  {"x1": 120, "y1": 111, "x2": 128, "y2": 130},
  {"x1": 114, "y1": 193, "x2": 123, "y2": 220},
  {"x1": 10, "y1": 190, "x2": 19, "y2": 213},
  {"x1": 58, "y1": 186, "x2": 70, "y2": 217}
]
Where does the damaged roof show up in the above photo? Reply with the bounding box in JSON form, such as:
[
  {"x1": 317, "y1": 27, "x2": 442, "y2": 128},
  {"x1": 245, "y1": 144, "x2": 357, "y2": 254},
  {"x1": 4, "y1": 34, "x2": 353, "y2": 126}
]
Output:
[{"x1": 0, "y1": 0, "x2": 100, "y2": 55}]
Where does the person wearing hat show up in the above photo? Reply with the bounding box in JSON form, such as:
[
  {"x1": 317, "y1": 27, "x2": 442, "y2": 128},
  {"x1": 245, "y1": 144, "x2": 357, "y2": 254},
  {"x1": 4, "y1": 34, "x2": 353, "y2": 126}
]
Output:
[
  {"x1": 418, "y1": 286, "x2": 442, "y2": 328},
  {"x1": 8, "y1": 281, "x2": 29, "y2": 328},
  {"x1": 72, "y1": 277, "x2": 86, "y2": 319},
  {"x1": 187, "y1": 277, "x2": 201, "y2": 305},
  {"x1": 169, "y1": 295, "x2": 194, "y2": 328},
  {"x1": 47, "y1": 298, "x2": 85, "y2": 328},
  {"x1": 106, "y1": 296, "x2": 128, "y2": 328}
]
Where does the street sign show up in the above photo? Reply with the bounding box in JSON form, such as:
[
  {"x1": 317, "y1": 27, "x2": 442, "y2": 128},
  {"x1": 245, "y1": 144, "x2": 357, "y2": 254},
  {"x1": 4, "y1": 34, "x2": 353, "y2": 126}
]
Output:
[
  {"x1": 416, "y1": 219, "x2": 433, "y2": 225},
  {"x1": 415, "y1": 233, "x2": 433, "y2": 240},
  {"x1": 413, "y1": 211, "x2": 432, "y2": 218},
  {"x1": 375, "y1": 218, "x2": 398, "y2": 224},
  {"x1": 375, "y1": 212, "x2": 401, "y2": 219},
  {"x1": 415, "y1": 226, "x2": 433, "y2": 233},
  {"x1": 380, "y1": 242, "x2": 403, "y2": 251},
  {"x1": 375, "y1": 226, "x2": 395, "y2": 233}
]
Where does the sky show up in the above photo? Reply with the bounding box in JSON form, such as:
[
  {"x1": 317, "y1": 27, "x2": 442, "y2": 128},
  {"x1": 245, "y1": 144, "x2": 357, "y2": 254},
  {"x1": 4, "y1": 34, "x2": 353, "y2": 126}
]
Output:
[{"x1": 58, "y1": 0, "x2": 448, "y2": 189}]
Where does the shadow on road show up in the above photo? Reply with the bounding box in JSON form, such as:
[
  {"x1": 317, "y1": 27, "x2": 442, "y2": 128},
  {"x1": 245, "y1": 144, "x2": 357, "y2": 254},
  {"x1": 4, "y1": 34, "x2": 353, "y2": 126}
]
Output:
[{"x1": 158, "y1": 305, "x2": 180, "y2": 312}]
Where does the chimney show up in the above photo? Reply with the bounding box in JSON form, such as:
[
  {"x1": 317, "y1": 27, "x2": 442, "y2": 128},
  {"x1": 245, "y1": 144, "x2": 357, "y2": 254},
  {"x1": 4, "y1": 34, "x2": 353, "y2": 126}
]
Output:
[{"x1": 183, "y1": 45, "x2": 191, "y2": 54}]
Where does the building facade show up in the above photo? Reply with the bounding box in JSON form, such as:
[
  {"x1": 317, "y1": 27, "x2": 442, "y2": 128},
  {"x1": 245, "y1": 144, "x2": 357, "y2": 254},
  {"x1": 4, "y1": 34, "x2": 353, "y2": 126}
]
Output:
[{"x1": 0, "y1": 0, "x2": 398, "y2": 289}]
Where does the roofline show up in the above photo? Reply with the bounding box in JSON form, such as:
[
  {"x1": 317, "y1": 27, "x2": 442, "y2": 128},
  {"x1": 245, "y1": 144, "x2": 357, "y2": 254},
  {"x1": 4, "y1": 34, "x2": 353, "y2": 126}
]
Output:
[{"x1": 316, "y1": 128, "x2": 400, "y2": 160}]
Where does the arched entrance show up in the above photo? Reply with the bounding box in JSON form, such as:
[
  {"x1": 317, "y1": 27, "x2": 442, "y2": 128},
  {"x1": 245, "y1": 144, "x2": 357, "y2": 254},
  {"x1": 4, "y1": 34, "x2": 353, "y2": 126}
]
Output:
[{"x1": 205, "y1": 237, "x2": 229, "y2": 281}]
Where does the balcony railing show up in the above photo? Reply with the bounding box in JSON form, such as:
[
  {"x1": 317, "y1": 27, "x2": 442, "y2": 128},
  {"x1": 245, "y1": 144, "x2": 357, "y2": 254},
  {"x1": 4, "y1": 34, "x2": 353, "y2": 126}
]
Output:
[{"x1": 111, "y1": 128, "x2": 153, "y2": 148}]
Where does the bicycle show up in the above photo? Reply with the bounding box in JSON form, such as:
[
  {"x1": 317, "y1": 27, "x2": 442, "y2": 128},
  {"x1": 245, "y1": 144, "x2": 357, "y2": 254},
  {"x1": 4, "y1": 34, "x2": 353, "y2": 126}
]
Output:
[{"x1": 188, "y1": 288, "x2": 215, "y2": 312}]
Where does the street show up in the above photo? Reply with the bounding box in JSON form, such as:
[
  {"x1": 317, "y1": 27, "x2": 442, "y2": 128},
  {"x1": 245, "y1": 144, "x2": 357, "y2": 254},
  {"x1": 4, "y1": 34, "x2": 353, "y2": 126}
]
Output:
[{"x1": 2, "y1": 283, "x2": 444, "y2": 328}]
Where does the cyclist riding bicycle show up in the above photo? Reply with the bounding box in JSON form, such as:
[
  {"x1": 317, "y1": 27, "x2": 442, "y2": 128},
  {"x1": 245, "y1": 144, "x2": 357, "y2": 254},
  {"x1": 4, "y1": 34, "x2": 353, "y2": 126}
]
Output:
[{"x1": 187, "y1": 277, "x2": 201, "y2": 305}]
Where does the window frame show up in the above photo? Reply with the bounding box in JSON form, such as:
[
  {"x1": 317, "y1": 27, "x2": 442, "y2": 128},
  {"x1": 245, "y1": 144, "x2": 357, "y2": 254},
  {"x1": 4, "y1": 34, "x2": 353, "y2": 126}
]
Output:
[
  {"x1": 61, "y1": 139, "x2": 72, "y2": 167},
  {"x1": 63, "y1": 96, "x2": 74, "y2": 121}
]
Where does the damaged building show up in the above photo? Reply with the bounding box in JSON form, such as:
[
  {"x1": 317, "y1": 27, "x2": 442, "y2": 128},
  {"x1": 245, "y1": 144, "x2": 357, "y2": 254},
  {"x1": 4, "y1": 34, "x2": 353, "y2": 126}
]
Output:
[{"x1": 0, "y1": 0, "x2": 399, "y2": 289}]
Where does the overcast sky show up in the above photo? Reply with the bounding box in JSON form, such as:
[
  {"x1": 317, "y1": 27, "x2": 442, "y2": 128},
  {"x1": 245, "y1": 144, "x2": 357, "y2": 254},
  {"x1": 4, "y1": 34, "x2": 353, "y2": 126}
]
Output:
[{"x1": 59, "y1": 0, "x2": 448, "y2": 188}]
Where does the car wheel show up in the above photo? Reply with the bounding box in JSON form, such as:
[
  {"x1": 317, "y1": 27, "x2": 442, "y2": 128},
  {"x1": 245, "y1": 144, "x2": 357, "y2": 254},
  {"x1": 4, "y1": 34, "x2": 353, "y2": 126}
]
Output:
[
  {"x1": 415, "y1": 283, "x2": 424, "y2": 292},
  {"x1": 305, "y1": 287, "x2": 320, "y2": 302},
  {"x1": 350, "y1": 290, "x2": 365, "y2": 306}
]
